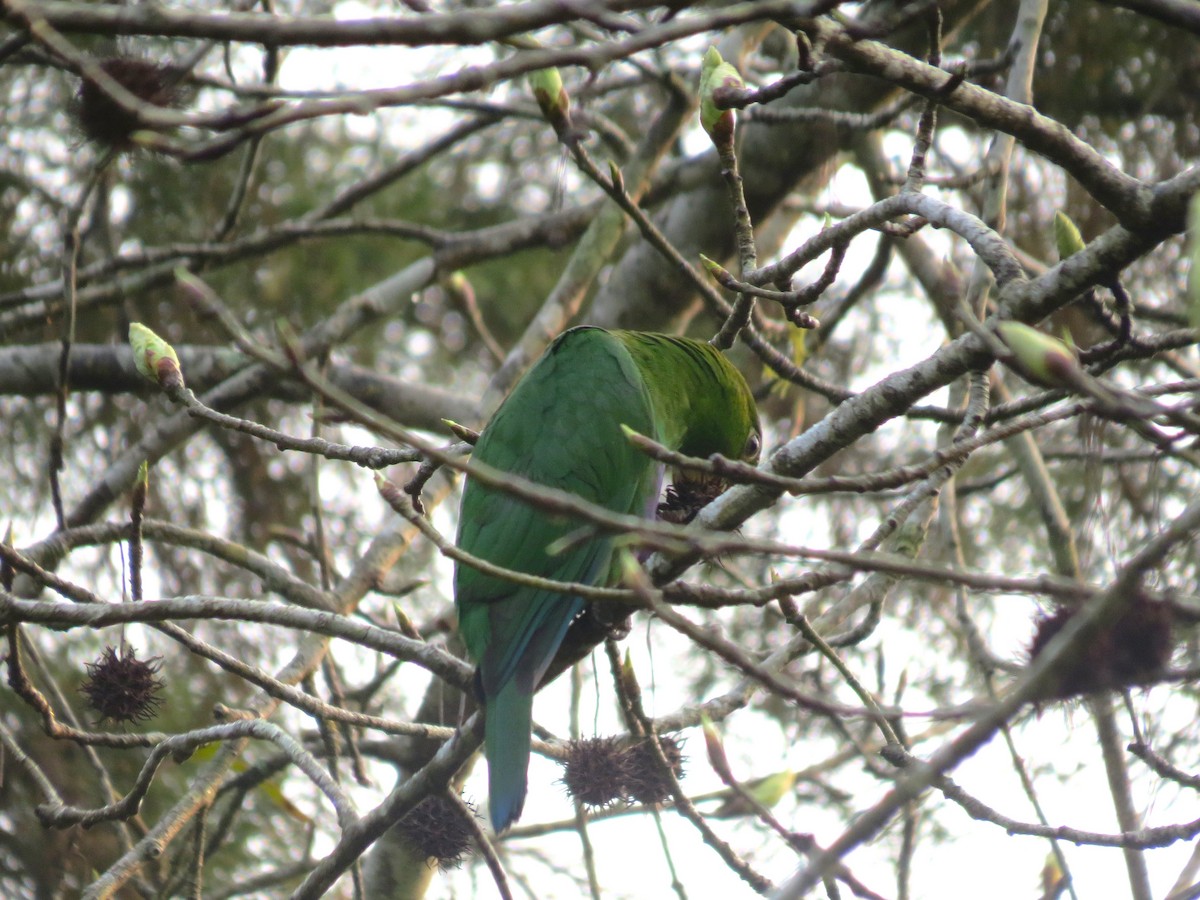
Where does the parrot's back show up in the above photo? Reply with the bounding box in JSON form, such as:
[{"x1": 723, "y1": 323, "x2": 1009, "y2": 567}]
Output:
[
  {"x1": 455, "y1": 327, "x2": 661, "y2": 830},
  {"x1": 454, "y1": 325, "x2": 759, "y2": 831}
]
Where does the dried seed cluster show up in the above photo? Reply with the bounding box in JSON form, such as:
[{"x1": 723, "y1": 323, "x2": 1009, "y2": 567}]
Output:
[
  {"x1": 394, "y1": 795, "x2": 478, "y2": 869},
  {"x1": 560, "y1": 734, "x2": 685, "y2": 810},
  {"x1": 80, "y1": 645, "x2": 164, "y2": 724},
  {"x1": 657, "y1": 480, "x2": 724, "y2": 525},
  {"x1": 75, "y1": 57, "x2": 187, "y2": 149},
  {"x1": 1027, "y1": 599, "x2": 1174, "y2": 700}
]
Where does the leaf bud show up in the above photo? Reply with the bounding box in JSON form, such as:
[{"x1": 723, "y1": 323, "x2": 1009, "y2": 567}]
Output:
[
  {"x1": 129, "y1": 322, "x2": 184, "y2": 392},
  {"x1": 529, "y1": 67, "x2": 571, "y2": 131},
  {"x1": 1053, "y1": 210, "x2": 1086, "y2": 260},
  {"x1": 995, "y1": 321, "x2": 1079, "y2": 388},
  {"x1": 699, "y1": 46, "x2": 743, "y2": 142},
  {"x1": 700, "y1": 712, "x2": 732, "y2": 781}
]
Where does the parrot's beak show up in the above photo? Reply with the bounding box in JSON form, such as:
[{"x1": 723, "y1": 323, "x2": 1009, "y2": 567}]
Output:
[{"x1": 656, "y1": 469, "x2": 728, "y2": 524}]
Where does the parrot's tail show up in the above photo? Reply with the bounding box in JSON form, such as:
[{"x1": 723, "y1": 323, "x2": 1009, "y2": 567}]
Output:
[{"x1": 485, "y1": 681, "x2": 532, "y2": 832}]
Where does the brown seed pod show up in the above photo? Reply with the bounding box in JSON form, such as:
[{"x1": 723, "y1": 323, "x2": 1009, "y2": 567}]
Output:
[
  {"x1": 1108, "y1": 598, "x2": 1175, "y2": 683},
  {"x1": 75, "y1": 57, "x2": 188, "y2": 150},
  {"x1": 657, "y1": 478, "x2": 724, "y2": 525},
  {"x1": 80, "y1": 644, "x2": 164, "y2": 724},
  {"x1": 622, "y1": 734, "x2": 685, "y2": 805},
  {"x1": 393, "y1": 794, "x2": 477, "y2": 869},
  {"x1": 560, "y1": 736, "x2": 629, "y2": 810},
  {"x1": 1027, "y1": 598, "x2": 1174, "y2": 701}
]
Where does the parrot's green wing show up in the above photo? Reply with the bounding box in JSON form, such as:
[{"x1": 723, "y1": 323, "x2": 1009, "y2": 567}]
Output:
[
  {"x1": 454, "y1": 326, "x2": 761, "y2": 832},
  {"x1": 455, "y1": 327, "x2": 660, "y2": 830}
]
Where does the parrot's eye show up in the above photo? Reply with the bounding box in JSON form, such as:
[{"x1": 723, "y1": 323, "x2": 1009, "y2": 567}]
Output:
[{"x1": 743, "y1": 431, "x2": 761, "y2": 462}]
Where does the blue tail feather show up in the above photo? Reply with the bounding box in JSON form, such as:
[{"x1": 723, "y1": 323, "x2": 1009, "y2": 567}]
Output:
[{"x1": 485, "y1": 681, "x2": 533, "y2": 832}]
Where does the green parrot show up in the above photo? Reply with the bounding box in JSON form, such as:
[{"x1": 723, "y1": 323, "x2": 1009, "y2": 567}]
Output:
[{"x1": 454, "y1": 326, "x2": 761, "y2": 831}]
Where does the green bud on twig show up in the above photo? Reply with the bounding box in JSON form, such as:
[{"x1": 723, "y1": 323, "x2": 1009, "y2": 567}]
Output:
[
  {"x1": 608, "y1": 160, "x2": 624, "y2": 194},
  {"x1": 443, "y1": 271, "x2": 475, "y2": 310},
  {"x1": 441, "y1": 418, "x2": 479, "y2": 444},
  {"x1": 1053, "y1": 210, "x2": 1086, "y2": 260},
  {"x1": 133, "y1": 460, "x2": 149, "y2": 512},
  {"x1": 995, "y1": 321, "x2": 1079, "y2": 388},
  {"x1": 699, "y1": 253, "x2": 730, "y2": 282},
  {"x1": 699, "y1": 46, "x2": 743, "y2": 143},
  {"x1": 129, "y1": 322, "x2": 183, "y2": 391},
  {"x1": 700, "y1": 712, "x2": 733, "y2": 781},
  {"x1": 529, "y1": 67, "x2": 571, "y2": 132}
]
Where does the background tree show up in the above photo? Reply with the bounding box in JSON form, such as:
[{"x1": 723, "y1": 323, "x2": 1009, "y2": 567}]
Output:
[{"x1": 1, "y1": 0, "x2": 1199, "y2": 897}]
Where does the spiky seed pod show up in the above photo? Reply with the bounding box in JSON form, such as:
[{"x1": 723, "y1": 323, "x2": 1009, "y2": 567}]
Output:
[
  {"x1": 1109, "y1": 599, "x2": 1174, "y2": 684},
  {"x1": 623, "y1": 735, "x2": 685, "y2": 805},
  {"x1": 560, "y1": 736, "x2": 629, "y2": 810},
  {"x1": 657, "y1": 478, "x2": 725, "y2": 525},
  {"x1": 393, "y1": 795, "x2": 477, "y2": 869},
  {"x1": 81, "y1": 645, "x2": 164, "y2": 724},
  {"x1": 1027, "y1": 605, "x2": 1090, "y2": 699},
  {"x1": 1027, "y1": 599, "x2": 1174, "y2": 700},
  {"x1": 75, "y1": 57, "x2": 187, "y2": 149}
]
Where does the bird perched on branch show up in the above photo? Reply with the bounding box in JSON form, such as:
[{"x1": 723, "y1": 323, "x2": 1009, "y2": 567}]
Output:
[{"x1": 455, "y1": 326, "x2": 761, "y2": 831}]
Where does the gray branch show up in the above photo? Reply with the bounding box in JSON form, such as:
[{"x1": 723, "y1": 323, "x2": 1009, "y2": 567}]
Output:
[{"x1": 0, "y1": 342, "x2": 479, "y2": 435}]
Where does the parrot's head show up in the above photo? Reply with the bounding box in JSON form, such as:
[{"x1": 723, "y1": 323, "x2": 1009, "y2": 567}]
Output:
[
  {"x1": 657, "y1": 415, "x2": 761, "y2": 525},
  {"x1": 618, "y1": 328, "x2": 761, "y2": 525}
]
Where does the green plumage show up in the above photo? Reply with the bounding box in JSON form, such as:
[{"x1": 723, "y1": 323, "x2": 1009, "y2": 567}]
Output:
[{"x1": 454, "y1": 326, "x2": 760, "y2": 831}]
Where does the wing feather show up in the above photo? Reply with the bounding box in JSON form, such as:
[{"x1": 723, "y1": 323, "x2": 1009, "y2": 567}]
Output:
[{"x1": 455, "y1": 327, "x2": 659, "y2": 699}]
